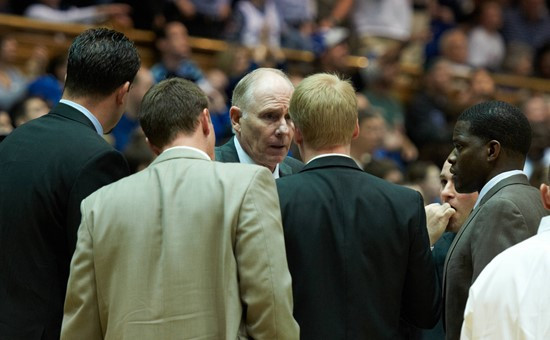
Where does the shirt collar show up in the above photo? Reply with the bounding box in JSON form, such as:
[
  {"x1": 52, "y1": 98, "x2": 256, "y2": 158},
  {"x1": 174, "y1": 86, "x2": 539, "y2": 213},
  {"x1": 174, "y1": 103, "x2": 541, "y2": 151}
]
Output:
[
  {"x1": 60, "y1": 99, "x2": 103, "y2": 135},
  {"x1": 538, "y1": 216, "x2": 550, "y2": 235},
  {"x1": 234, "y1": 136, "x2": 280, "y2": 179},
  {"x1": 474, "y1": 170, "x2": 526, "y2": 209},
  {"x1": 307, "y1": 153, "x2": 352, "y2": 165},
  {"x1": 163, "y1": 145, "x2": 211, "y2": 160}
]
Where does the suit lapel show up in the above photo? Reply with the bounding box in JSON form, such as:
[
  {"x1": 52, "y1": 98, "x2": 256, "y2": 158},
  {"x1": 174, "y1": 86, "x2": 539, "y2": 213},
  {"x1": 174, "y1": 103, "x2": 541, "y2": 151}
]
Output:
[
  {"x1": 442, "y1": 174, "x2": 530, "y2": 291},
  {"x1": 215, "y1": 137, "x2": 239, "y2": 162},
  {"x1": 279, "y1": 161, "x2": 293, "y2": 177}
]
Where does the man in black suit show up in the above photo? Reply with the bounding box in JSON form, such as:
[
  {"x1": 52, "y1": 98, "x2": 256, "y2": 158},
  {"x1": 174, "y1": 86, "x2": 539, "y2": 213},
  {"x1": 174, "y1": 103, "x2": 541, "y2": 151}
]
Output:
[
  {"x1": 0, "y1": 28, "x2": 140, "y2": 339},
  {"x1": 276, "y1": 73, "x2": 441, "y2": 339},
  {"x1": 215, "y1": 68, "x2": 303, "y2": 177}
]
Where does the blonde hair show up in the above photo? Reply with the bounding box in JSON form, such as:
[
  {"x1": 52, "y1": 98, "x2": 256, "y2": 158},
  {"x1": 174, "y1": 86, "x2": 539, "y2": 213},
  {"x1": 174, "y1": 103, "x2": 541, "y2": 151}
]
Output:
[{"x1": 289, "y1": 73, "x2": 357, "y2": 149}]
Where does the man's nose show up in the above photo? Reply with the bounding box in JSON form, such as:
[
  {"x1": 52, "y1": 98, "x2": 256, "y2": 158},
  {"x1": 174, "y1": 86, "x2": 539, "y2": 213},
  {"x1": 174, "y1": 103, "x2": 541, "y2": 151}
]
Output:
[
  {"x1": 441, "y1": 183, "x2": 455, "y2": 202},
  {"x1": 275, "y1": 120, "x2": 290, "y2": 135}
]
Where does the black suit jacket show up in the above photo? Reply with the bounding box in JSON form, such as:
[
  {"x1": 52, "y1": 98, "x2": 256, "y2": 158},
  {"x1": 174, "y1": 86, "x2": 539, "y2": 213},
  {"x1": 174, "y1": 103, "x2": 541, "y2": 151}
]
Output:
[
  {"x1": 215, "y1": 137, "x2": 303, "y2": 176},
  {"x1": 0, "y1": 103, "x2": 129, "y2": 339},
  {"x1": 276, "y1": 156, "x2": 441, "y2": 339}
]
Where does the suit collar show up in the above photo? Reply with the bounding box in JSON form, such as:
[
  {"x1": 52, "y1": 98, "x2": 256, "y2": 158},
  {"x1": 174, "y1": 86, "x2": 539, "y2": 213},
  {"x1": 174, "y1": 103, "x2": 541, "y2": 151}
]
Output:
[
  {"x1": 151, "y1": 147, "x2": 210, "y2": 166},
  {"x1": 51, "y1": 102, "x2": 97, "y2": 132},
  {"x1": 477, "y1": 173, "x2": 530, "y2": 207},
  {"x1": 300, "y1": 155, "x2": 362, "y2": 173},
  {"x1": 216, "y1": 137, "x2": 239, "y2": 162}
]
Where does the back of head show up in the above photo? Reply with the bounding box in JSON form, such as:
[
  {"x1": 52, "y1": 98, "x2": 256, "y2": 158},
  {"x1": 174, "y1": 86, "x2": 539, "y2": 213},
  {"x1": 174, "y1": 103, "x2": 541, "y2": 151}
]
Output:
[
  {"x1": 289, "y1": 73, "x2": 357, "y2": 149},
  {"x1": 458, "y1": 100, "x2": 531, "y2": 157},
  {"x1": 64, "y1": 28, "x2": 140, "y2": 99},
  {"x1": 139, "y1": 78, "x2": 208, "y2": 148},
  {"x1": 231, "y1": 68, "x2": 292, "y2": 112}
]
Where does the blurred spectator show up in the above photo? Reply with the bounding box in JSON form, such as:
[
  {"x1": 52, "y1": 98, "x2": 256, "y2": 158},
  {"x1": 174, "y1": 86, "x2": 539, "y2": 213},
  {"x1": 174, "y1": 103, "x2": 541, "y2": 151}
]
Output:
[
  {"x1": 363, "y1": 48, "x2": 418, "y2": 164},
  {"x1": 226, "y1": 0, "x2": 282, "y2": 48},
  {"x1": 10, "y1": 96, "x2": 49, "y2": 128},
  {"x1": 24, "y1": 0, "x2": 132, "y2": 25},
  {"x1": 122, "y1": 127, "x2": 155, "y2": 174},
  {"x1": 350, "y1": 109, "x2": 387, "y2": 168},
  {"x1": 523, "y1": 96, "x2": 550, "y2": 184},
  {"x1": 363, "y1": 158, "x2": 405, "y2": 184},
  {"x1": 501, "y1": 42, "x2": 534, "y2": 76},
  {"x1": 275, "y1": 0, "x2": 315, "y2": 51},
  {"x1": 0, "y1": 35, "x2": 29, "y2": 112},
  {"x1": 152, "y1": 21, "x2": 224, "y2": 113},
  {"x1": 406, "y1": 160, "x2": 441, "y2": 204},
  {"x1": 468, "y1": 1, "x2": 505, "y2": 70},
  {"x1": 534, "y1": 42, "x2": 550, "y2": 78},
  {"x1": 165, "y1": 0, "x2": 231, "y2": 38},
  {"x1": 122, "y1": 0, "x2": 164, "y2": 30},
  {"x1": 28, "y1": 53, "x2": 67, "y2": 107},
  {"x1": 406, "y1": 58, "x2": 455, "y2": 167},
  {"x1": 316, "y1": 0, "x2": 353, "y2": 29},
  {"x1": 502, "y1": 0, "x2": 550, "y2": 50},
  {"x1": 0, "y1": 110, "x2": 12, "y2": 139},
  {"x1": 352, "y1": 0, "x2": 413, "y2": 59},
  {"x1": 424, "y1": 1, "x2": 457, "y2": 63},
  {"x1": 205, "y1": 68, "x2": 232, "y2": 143},
  {"x1": 455, "y1": 68, "x2": 496, "y2": 109},
  {"x1": 439, "y1": 28, "x2": 471, "y2": 76},
  {"x1": 313, "y1": 27, "x2": 366, "y2": 91},
  {"x1": 111, "y1": 67, "x2": 154, "y2": 151}
]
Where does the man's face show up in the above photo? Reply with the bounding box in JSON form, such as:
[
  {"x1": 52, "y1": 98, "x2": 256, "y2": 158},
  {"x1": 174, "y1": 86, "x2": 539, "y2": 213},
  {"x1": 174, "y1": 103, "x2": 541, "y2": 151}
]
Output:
[
  {"x1": 448, "y1": 120, "x2": 489, "y2": 193},
  {"x1": 163, "y1": 22, "x2": 189, "y2": 58},
  {"x1": 234, "y1": 75, "x2": 294, "y2": 172},
  {"x1": 356, "y1": 116, "x2": 386, "y2": 154},
  {"x1": 440, "y1": 161, "x2": 478, "y2": 232}
]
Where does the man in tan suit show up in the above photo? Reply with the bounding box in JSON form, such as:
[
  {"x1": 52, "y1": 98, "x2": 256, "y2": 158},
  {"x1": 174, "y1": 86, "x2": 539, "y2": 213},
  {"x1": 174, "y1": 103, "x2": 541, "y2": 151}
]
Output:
[{"x1": 61, "y1": 78, "x2": 299, "y2": 339}]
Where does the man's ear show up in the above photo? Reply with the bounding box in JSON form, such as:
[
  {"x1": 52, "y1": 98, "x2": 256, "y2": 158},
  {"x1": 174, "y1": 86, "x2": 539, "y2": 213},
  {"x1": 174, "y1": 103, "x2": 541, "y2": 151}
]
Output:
[
  {"x1": 352, "y1": 118, "x2": 360, "y2": 140},
  {"x1": 200, "y1": 108, "x2": 212, "y2": 136},
  {"x1": 146, "y1": 137, "x2": 162, "y2": 156},
  {"x1": 486, "y1": 140, "x2": 501, "y2": 162},
  {"x1": 230, "y1": 106, "x2": 243, "y2": 135},
  {"x1": 116, "y1": 81, "x2": 131, "y2": 106},
  {"x1": 540, "y1": 183, "x2": 550, "y2": 210},
  {"x1": 294, "y1": 126, "x2": 303, "y2": 146}
]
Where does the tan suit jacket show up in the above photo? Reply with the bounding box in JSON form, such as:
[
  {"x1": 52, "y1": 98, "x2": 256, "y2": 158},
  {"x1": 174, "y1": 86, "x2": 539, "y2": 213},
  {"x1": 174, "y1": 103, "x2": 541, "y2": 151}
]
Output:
[
  {"x1": 61, "y1": 148, "x2": 299, "y2": 340},
  {"x1": 443, "y1": 174, "x2": 548, "y2": 340}
]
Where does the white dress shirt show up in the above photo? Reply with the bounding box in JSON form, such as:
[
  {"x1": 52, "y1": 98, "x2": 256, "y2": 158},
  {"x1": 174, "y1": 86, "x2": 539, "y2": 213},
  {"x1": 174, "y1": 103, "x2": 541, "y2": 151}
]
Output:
[
  {"x1": 461, "y1": 216, "x2": 550, "y2": 339},
  {"x1": 234, "y1": 137, "x2": 280, "y2": 179}
]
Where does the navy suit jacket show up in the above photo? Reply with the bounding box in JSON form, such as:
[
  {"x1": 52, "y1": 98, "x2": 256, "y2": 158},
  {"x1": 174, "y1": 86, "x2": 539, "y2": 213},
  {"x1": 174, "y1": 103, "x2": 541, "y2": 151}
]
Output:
[
  {"x1": 276, "y1": 155, "x2": 441, "y2": 339},
  {"x1": 215, "y1": 137, "x2": 303, "y2": 177},
  {"x1": 0, "y1": 103, "x2": 129, "y2": 339}
]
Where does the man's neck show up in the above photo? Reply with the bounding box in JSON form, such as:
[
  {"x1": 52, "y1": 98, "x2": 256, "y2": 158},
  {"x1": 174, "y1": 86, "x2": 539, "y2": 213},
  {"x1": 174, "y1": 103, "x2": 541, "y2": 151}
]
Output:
[{"x1": 301, "y1": 144, "x2": 351, "y2": 164}]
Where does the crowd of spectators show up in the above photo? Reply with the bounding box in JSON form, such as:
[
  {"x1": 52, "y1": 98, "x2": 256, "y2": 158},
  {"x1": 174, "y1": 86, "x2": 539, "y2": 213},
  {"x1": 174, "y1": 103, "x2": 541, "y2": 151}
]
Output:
[{"x1": 1, "y1": 0, "x2": 549, "y2": 189}]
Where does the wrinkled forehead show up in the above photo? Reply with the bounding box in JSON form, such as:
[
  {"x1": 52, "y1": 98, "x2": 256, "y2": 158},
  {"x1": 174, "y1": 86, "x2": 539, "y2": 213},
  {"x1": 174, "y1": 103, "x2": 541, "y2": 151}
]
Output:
[{"x1": 247, "y1": 75, "x2": 293, "y2": 112}]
